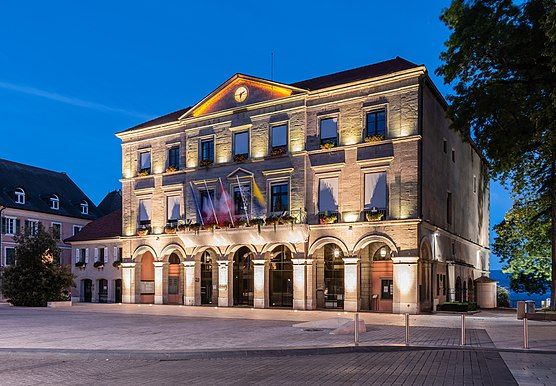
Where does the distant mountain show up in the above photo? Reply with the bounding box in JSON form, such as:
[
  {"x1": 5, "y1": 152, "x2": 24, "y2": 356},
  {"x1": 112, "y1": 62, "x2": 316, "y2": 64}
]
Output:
[{"x1": 490, "y1": 270, "x2": 551, "y2": 308}]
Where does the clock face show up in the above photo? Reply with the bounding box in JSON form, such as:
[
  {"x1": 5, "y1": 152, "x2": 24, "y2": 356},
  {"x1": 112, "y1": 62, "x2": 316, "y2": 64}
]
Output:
[{"x1": 234, "y1": 86, "x2": 248, "y2": 102}]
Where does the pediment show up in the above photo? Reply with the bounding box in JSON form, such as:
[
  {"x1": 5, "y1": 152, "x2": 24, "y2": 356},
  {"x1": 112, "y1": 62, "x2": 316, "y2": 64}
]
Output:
[
  {"x1": 226, "y1": 167, "x2": 254, "y2": 180},
  {"x1": 184, "y1": 74, "x2": 307, "y2": 119}
]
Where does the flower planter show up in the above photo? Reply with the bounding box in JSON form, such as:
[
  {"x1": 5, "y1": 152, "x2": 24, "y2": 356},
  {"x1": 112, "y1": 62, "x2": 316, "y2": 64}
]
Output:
[
  {"x1": 164, "y1": 226, "x2": 177, "y2": 234},
  {"x1": 93, "y1": 261, "x2": 104, "y2": 269},
  {"x1": 270, "y1": 147, "x2": 287, "y2": 157},
  {"x1": 113, "y1": 261, "x2": 122, "y2": 269},
  {"x1": 199, "y1": 159, "x2": 213, "y2": 168},
  {"x1": 75, "y1": 261, "x2": 86, "y2": 268},
  {"x1": 365, "y1": 212, "x2": 384, "y2": 222},
  {"x1": 165, "y1": 166, "x2": 177, "y2": 173},
  {"x1": 320, "y1": 142, "x2": 336, "y2": 150},
  {"x1": 137, "y1": 228, "x2": 150, "y2": 236},
  {"x1": 364, "y1": 134, "x2": 385, "y2": 143},
  {"x1": 137, "y1": 169, "x2": 150, "y2": 177},
  {"x1": 233, "y1": 154, "x2": 248, "y2": 163}
]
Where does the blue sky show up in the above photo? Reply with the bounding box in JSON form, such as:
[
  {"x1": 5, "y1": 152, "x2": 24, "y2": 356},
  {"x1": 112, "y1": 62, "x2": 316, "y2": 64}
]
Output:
[{"x1": 0, "y1": 1, "x2": 512, "y2": 268}]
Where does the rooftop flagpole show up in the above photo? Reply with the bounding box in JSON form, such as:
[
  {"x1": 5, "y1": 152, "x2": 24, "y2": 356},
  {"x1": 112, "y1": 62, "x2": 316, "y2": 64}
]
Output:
[
  {"x1": 189, "y1": 182, "x2": 204, "y2": 226},
  {"x1": 204, "y1": 180, "x2": 219, "y2": 225}
]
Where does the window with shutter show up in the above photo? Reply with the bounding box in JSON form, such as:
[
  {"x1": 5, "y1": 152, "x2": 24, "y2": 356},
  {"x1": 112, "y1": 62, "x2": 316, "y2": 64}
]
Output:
[
  {"x1": 85, "y1": 248, "x2": 89, "y2": 263},
  {"x1": 94, "y1": 248, "x2": 99, "y2": 262},
  {"x1": 104, "y1": 247, "x2": 108, "y2": 263}
]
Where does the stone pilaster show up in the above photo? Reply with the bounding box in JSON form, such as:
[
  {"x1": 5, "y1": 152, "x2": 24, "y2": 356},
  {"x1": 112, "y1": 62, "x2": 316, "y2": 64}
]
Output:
[
  {"x1": 292, "y1": 257, "x2": 307, "y2": 310},
  {"x1": 343, "y1": 257, "x2": 360, "y2": 311},
  {"x1": 217, "y1": 260, "x2": 233, "y2": 307},
  {"x1": 183, "y1": 261, "x2": 198, "y2": 306},
  {"x1": 392, "y1": 256, "x2": 419, "y2": 314},
  {"x1": 121, "y1": 262, "x2": 136, "y2": 304},
  {"x1": 153, "y1": 261, "x2": 166, "y2": 305},
  {"x1": 253, "y1": 258, "x2": 268, "y2": 308},
  {"x1": 447, "y1": 262, "x2": 456, "y2": 302}
]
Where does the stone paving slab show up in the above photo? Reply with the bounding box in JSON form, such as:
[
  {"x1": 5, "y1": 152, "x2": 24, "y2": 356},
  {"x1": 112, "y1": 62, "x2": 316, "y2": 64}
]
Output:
[{"x1": 0, "y1": 349, "x2": 517, "y2": 385}]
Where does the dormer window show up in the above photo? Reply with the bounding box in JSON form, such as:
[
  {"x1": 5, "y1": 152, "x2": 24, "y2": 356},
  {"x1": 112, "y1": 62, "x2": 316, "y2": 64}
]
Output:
[
  {"x1": 80, "y1": 200, "x2": 89, "y2": 215},
  {"x1": 14, "y1": 188, "x2": 25, "y2": 204},
  {"x1": 50, "y1": 194, "x2": 60, "y2": 210}
]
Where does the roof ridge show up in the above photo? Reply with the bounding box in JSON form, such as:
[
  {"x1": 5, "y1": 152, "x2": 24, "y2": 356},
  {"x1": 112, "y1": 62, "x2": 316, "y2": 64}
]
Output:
[{"x1": 0, "y1": 158, "x2": 67, "y2": 176}]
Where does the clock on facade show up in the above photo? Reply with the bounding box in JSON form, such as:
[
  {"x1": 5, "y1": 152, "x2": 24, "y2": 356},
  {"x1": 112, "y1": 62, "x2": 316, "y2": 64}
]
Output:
[{"x1": 234, "y1": 86, "x2": 248, "y2": 102}]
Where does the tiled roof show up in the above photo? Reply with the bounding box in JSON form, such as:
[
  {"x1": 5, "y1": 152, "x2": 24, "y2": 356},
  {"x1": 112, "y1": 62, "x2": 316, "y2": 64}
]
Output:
[
  {"x1": 120, "y1": 57, "x2": 421, "y2": 134},
  {"x1": 97, "y1": 190, "x2": 122, "y2": 216},
  {"x1": 64, "y1": 209, "x2": 122, "y2": 242},
  {"x1": 290, "y1": 57, "x2": 420, "y2": 90},
  {"x1": 0, "y1": 158, "x2": 101, "y2": 220}
]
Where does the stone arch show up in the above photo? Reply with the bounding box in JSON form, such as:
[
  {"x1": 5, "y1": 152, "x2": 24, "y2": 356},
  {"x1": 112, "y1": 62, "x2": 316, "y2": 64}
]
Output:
[
  {"x1": 419, "y1": 237, "x2": 433, "y2": 261},
  {"x1": 261, "y1": 242, "x2": 297, "y2": 255},
  {"x1": 192, "y1": 245, "x2": 224, "y2": 260},
  {"x1": 352, "y1": 234, "x2": 398, "y2": 255},
  {"x1": 160, "y1": 243, "x2": 187, "y2": 262},
  {"x1": 132, "y1": 245, "x2": 157, "y2": 262},
  {"x1": 224, "y1": 244, "x2": 258, "y2": 259},
  {"x1": 308, "y1": 236, "x2": 349, "y2": 257}
]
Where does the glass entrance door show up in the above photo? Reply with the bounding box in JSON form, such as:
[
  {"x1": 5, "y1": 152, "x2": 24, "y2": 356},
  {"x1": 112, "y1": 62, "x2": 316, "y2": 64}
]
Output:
[
  {"x1": 324, "y1": 244, "x2": 344, "y2": 309},
  {"x1": 269, "y1": 246, "x2": 293, "y2": 307},
  {"x1": 98, "y1": 279, "x2": 108, "y2": 303},
  {"x1": 83, "y1": 279, "x2": 92, "y2": 302},
  {"x1": 114, "y1": 279, "x2": 122, "y2": 303},
  {"x1": 201, "y1": 252, "x2": 213, "y2": 304},
  {"x1": 233, "y1": 247, "x2": 254, "y2": 306}
]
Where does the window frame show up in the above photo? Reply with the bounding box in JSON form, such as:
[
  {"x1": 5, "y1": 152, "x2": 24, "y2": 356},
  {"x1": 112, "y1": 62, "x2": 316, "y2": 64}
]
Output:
[
  {"x1": 268, "y1": 181, "x2": 290, "y2": 214},
  {"x1": 167, "y1": 146, "x2": 180, "y2": 171},
  {"x1": 270, "y1": 123, "x2": 288, "y2": 152},
  {"x1": 51, "y1": 222, "x2": 62, "y2": 241},
  {"x1": 138, "y1": 149, "x2": 152, "y2": 174},
  {"x1": 380, "y1": 278, "x2": 394, "y2": 300},
  {"x1": 365, "y1": 108, "x2": 387, "y2": 138},
  {"x1": 80, "y1": 201, "x2": 89, "y2": 215},
  {"x1": 199, "y1": 137, "x2": 215, "y2": 164},
  {"x1": 233, "y1": 130, "x2": 250, "y2": 158},
  {"x1": 25, "y1": 219, "x2": 40, "y2": 236},
  {"x1": 14, "y1": 188, "x2": 25, "y2": 204},
  {"x1": 50, "y1": 194, "x2": 60, "y2": 210},
  {"x1": 318, "y1": 116, "x2": 339, "y2": 146},
  {"x1": 138, "y1": 198, "x2": 152, "y2": 226},
  {"x1": 73, "y1": 225, "x2": 82, "y2": 236},
  {"x1": 166, "y1": 195, "x2": 181, "y2": 223},
  {"x1": 3, "y1": 216, "x2": 17, "y2": 235},
  {"x1": 230, "y1": 182, "x2": 252, "y2": 217},
  {"x1": 447, "y1": 191, "x2": 453, "y2": 225},
  {"x1": 4, "y1": 247, "x2": 16, "y2": 266}
]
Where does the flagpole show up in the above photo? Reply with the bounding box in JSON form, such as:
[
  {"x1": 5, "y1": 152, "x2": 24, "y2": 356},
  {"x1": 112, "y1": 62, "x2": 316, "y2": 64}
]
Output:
[
  {"x1": 204, "y1": 180, "x2": 219, "y2": 225},
  {"x1": 236, "y1": 175, "x2": 250, "y2": 226},
  {"x1": 189, "y1": 182, "x2": 204, "y2": 226},
  {"x1": 219, "y1": 178, "x2": 234, "y2": 227}
]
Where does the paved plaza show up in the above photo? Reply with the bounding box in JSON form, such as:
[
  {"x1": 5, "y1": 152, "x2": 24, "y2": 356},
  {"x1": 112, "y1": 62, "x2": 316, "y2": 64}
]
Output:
[{"x1": 0, "y1": 303, "x2": 555, "y2": 384}]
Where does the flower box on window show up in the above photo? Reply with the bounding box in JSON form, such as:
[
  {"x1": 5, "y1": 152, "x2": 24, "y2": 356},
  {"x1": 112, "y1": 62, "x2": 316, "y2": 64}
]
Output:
[
  {"x1": 319, "y1": 211, "x2": 339, "y2": 224},
  {"x1": 199, "y1": 159, "x2": 213, "y2": 168},
  {"x1": 137, "y1": 226, "x2": 150, "y2": 236},
  {"x1": 270, "y1": 147, "x2": 287, "y2": 157},
  {"x1": 364, "y1": 208, "x2": 386, "y2": 222},
  {"x1": 165, "y1": 165, "x2": 177, "y2": 173},
  {"x1": 75, "y1": 261, "x2": 86, "y2": 268},
  {"x1": 233, "y1": 153, "x2": 248, "y2": 163},
  {"x1": 188, "y1": 222, "x2": 202, "y2": 233},
  {"x1": 138, "y1": 168, "x2": 151, "y2": 177},
  {"x1": 320, "y1": 141, "x2": 336, "y2": 150},
  {"x1": 113, "y1": 260, "x2": 122, "y2": 269},
  {"x1": 364, "y1": 134, "x2": 385, "y2": 143},
  {"x1": 164, "y1": 225, "x2": 177, "y2": 234},
  {"x1": 93, "y1": 261, "x2": 104, "y2": 269}
]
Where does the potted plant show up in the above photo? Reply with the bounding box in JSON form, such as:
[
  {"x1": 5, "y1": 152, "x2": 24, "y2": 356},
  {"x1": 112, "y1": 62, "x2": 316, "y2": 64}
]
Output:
[
  {"x1": 137, "y1": 169, "x2": 150, "y2": 177},
  {"x1": 177, "y1": 223, "x2": 187, "y2": 232},
  {"x1": 137, "y1": 226, "x2": 150, "y2": 236},
  {"x1": 164, "y1": 224, "x2": 177, "y2": 234},
  {"x1": 93, "y1": 261, "x2": 104, "y2": 269},
  {"x1": 199, "y1": 159, "x2": 213, "y2": 168},
  {"x1": 320, "y1": 142, "x2": 336, "y2": 150},
  {"x1": 188, "y1": 222, "x2": 202, "y2": 234},
  {"x1": 280, "y1": 215, "x2": 296, "y2": 225},
  {"x1": 319, "y1": 211, "x2": 338, "y2": 224},
  {"x1": 270, "y1": 147, "x2": 287, "y2": 157},
  {"x1": 233, "y1": 154, "x2": 248, "y2": 163},
  {"x1": 365, "y1": 211, "x2": 384, "y2": 222},
  {"x1": 113, "y1": 260, "x2": 122, "y2": 269},
  {"x1": 75, "y1": 261, "x2": 86, "y2": 268},
  {"x1": 165, "y1": 165, "x2": 177, "y2": 173},
  {"x1": 364, "y1": 134, "x2": 385, "y2": 143},
  {"x1": 250, "y1": 217, "x2": 265, "y2": 232}
]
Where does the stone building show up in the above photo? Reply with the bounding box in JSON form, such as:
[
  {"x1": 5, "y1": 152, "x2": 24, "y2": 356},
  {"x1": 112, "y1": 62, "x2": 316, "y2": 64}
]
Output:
[
  {"x1": 115, "y1": 57, "x2": 490, "y2": 313},
  {"x1": 65, "y1": 191, "x2": 123, "y2": 303}
]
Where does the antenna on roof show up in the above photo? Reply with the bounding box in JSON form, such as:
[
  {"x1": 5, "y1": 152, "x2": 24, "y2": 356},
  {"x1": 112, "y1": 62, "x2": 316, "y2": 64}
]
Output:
[{"x1": 270, "y1": 51, "x2": 274, "y2": 81}]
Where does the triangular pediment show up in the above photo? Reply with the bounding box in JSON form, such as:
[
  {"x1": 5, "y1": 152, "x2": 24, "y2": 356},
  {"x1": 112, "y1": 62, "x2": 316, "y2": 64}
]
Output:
[
  {"x1": 226, "y1": 167, "x2": 254, "y2": 180},
  {"x1": 183, "y1": 74, "x2": 307, "y2": 119}
]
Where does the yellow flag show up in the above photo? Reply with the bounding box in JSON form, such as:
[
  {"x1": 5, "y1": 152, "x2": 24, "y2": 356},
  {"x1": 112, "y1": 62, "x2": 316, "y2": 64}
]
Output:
[{"x1": 252, "y1": 179, "x2": 265, "y2": 207}]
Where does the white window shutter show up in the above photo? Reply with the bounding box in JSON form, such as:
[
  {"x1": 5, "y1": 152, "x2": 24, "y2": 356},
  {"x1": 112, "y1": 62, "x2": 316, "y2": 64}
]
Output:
[
  {"x1": 94, "y1": 248, "x2": 99, "y2": 262},
  {"x1": 75, "y1": 249, "x2": 79, "y2": 263},
  {"x1": 104, "y1": 247, "x2": 108, "y2": 263},
  {"x1": 113, "y1": 247, "x2": 117, "y2": 262},
  {"x1": 85, "y1": 248, "x2": 89, "y2": 264}
]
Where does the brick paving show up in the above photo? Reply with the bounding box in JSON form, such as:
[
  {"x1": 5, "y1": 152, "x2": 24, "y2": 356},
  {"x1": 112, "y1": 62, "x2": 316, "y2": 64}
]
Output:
[{"x1": 0, "y1": 349, "x2": 516, "y2": 385}]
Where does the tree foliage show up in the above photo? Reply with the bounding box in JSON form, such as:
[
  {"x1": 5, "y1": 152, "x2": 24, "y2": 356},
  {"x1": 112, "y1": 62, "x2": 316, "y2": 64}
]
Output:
[
  {"x1": 437, "y1": 0, "x2": 556, "y2": 301},
  {"x1": 1, "y1": 225, "x2": 74, "y2": 306}
]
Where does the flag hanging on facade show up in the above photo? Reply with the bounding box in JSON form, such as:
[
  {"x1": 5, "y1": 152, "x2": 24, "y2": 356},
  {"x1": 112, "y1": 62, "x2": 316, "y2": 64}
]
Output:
[{"x1": 252, "y1": 178, "x2": 265, "y2": 217}]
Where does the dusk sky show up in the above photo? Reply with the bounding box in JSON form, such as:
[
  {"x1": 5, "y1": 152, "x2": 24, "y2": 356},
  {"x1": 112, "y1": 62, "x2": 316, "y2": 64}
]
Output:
[{"x1": 0, "y1": 1, "x2": 511, "y2": 268}]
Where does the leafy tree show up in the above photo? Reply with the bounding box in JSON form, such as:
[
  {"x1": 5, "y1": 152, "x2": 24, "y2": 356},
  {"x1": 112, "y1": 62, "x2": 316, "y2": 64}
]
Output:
[
  {"x1": 437, "y1": 0, "x2": 556, "y2": 305},
  {"x1": 1, "y1": 224, "x2": 74, "y2": 306},
  {"x1": 497, "y1": 286, "x2": 511, "y2": 307}
]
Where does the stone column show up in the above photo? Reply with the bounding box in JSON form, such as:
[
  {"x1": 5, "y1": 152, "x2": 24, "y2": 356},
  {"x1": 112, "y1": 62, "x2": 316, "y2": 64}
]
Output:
[
  {"x1": 183, "y1": 261, "x2": 198, "y2": 306},
  {"x1": 305, "y1": 258, "x2": 316, "y2": 310},
  {"x1": 253, "y1": 258, "x2": 268, "y2": 308},
  {"x1": 292, "y1": 257, "x2": 307, "y2": 310},
  {"x1": 343, "y1": 257, "x2": 360, "y2": 311},
  {"x1": 121, "y1": 262, "x2": 136, "y2": 304},
  {"x1": 447, "y1": 262, "x2": 456, "y2": 302},
  {"x1": 392, "y1": 256, "x2": 419, "y2": 314},
  {"x1": 217, "y1": 260, "x2": 233, "y2": 307},
  {"x1": 153, "y1": 261, "x2": 166, "y2": 305}
]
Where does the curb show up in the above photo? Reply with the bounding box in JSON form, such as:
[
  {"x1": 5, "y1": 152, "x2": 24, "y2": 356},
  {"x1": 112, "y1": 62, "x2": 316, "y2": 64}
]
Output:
[{"x1": 0, "y1": 344, "x2": 554, "y2": 361}]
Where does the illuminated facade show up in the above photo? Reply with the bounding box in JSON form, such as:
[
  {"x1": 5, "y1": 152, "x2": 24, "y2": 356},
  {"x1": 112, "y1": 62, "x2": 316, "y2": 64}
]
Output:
[{"x1": 114, "y1": 58, "x2": 490, "y2": 314}]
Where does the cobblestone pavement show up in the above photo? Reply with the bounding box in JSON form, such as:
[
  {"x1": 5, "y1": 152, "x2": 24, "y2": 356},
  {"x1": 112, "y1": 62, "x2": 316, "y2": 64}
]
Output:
[
  {"x1": 0, "y1": 349, "x2": 517, "y2": 385},
  {"x1": 500, "y1": 352, "x2": 556, "y2": 385}
]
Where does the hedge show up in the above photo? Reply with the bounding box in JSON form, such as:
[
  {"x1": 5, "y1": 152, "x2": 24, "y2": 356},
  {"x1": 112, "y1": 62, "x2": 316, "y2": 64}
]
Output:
[{"x1": 438, "y1": 302, "x2": 477, "y2": 312}]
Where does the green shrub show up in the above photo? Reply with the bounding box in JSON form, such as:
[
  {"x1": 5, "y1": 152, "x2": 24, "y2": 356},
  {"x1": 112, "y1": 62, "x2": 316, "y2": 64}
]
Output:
[
  {"x1": 438, "y1": 302, "x2": 477, "y2": 312},
  {"x1": 497, "y1": 286, "x2": 511, "y2": 308}
]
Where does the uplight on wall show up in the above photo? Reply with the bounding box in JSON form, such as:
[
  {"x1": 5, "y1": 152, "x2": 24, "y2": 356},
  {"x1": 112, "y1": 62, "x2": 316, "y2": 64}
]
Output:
[{"x1": 342, "y1": 211, "x2": 359, "y2": 223}]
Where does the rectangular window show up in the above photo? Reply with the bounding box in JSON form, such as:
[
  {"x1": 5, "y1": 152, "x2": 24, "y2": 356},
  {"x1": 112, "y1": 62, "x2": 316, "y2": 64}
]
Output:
[
  {"x1": 443, "y1": 139, "x2": 447, "y2": 153},
  {"x1": 473, "y1": 175, "x2": 477, "y2": 194},
  {"x1": 138, "y1": 199, "x2": 152, "y2": 226},
  {"x1": 271, "y1": 124, "x2": 288, "y2": 150},
  {"x1": 319, "y1": 117, "x2": 338, "y2": 146},
  {"x1": 233, "y1": 185, "x2": 251, "y2": 216},
  {"x1": 447, "y1": 192, "x2": 452, "y2": 225},
  {"x1": 200, "y1": 189, "x2": 215, "y2": 223},
  {"x1": 51, "y1": 223, "x2": 61, "y2": 240},
  {"x1": 233, "y1": 131, "x2": 249, "y2": 158},
  {"x1": 443, "y1": 275, "x2": 446, "y2": 295},
  {"x1": 5, "y1": 247, "x2": 15, "y2": 266},
  {"x1": 25, "y1": 220, "x2": 39, "y2": 236},
  {"x1": 451, "y1": 149, "x2": 455, "y2": 163},
  {"x1": 318, "y1": 177, "x2": 339, "y2": 213},
  {"x1": 364, "y1": 172, "x2": 387, "y2": 210},
  {"x1": 73, "y1": 225, "x2": 82, "y2": 236},
  {"x1": 200, "y1": 139, "x2": 214, "y2": 163},
  {"x1": 1, "y1": 217, "x2": 17, "y2": 235},
  {"x1": 168, "y1": 146, "x2": 180, "y2": 170},
  {"x1": 381, "y1": 279, "x2": 393, "y2": 299},
  {"x1": 139, "y1": 151, "x2": 151, "y2": 173},
  {"x1": 270, "y1": 183, "x2": 289, "y2": 213},
  {"x1": 168, "y1": 277, "x2": 179, "y2": 295},
  {"x1": 99, "y1": 248, "x2": 105, "y2": 264},
  {"x1": 366, "y1": 109, "x2": 386, "y2": 138},
  {"x1": 167, "y1": 196, "x2": 180, "y2": 223},
  {"x1": 437, "y1": 274, "x2": 440, "y2": 296}
]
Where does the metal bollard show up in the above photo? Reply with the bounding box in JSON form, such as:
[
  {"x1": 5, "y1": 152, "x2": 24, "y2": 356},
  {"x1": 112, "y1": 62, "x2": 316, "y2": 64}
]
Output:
[
  {"x1": 354, "y1": 313, "x2": 359, "y2": 346},
  {"x1": 460, "y1": 314, "x2": 466, "y2": 346},
  {"x1": 523, "y1": 317, "x2": 529, "y2": 349},
  {"x1": 405, "y1": 313, "x2": 410, "y2": 346}
]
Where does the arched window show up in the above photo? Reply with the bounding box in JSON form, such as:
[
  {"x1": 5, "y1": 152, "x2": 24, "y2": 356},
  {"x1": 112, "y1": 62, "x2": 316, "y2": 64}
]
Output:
[
  {"x1": 50, "y1": 194, "x2": 59, "y2": 210},
  {"x1": 14, "y1": 188, "x2": 25, "y2": 204},
  {"x1": 80, "y1": 200, "x2": 89, "y2": 215},
  {"x1": 373, "y1": 245, "x2": 391, "y2": 261}
]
